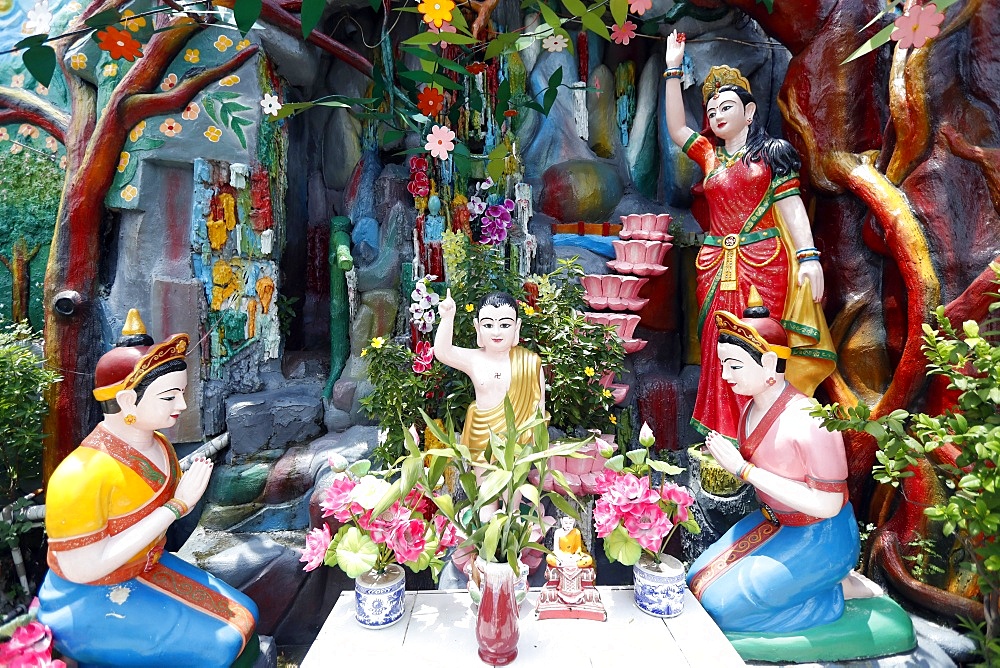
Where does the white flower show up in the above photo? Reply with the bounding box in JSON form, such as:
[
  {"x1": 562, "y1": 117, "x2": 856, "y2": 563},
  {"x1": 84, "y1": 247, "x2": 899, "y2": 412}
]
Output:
[
  {"x1": 541, "y1": 34, "x2": 569, "y2": 53},
  {"x1": 23, "y1": 0, "x2": 53, "y2": 35},
  {"x1": 259, "y1": 93, "x2": 282, "y2": 117},
  {"x1": 349, "y1": 475, "x2": 391, "y2": 510},
  {"x1": 639, "y1": 422, "x2": 655, "y2": 448}
]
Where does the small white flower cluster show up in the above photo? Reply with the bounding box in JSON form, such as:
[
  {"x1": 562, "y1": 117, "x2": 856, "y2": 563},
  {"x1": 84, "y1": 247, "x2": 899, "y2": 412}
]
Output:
[{"x1": 409, "y1": 275, "x2": 439, "y2": 333}]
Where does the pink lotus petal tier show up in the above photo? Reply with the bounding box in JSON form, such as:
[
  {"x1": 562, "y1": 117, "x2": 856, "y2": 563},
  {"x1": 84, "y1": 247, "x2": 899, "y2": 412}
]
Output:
[
  {"x1": 619, "y1": 213, "x2": 675, "y2": 242},
  {"x1": 581, "y1": 274, "x2": 650, "y2": 311},
  {"x1": 622, "y1": 338, "x2": 648, "y2": 354},
  {"x1": 610, "y1": 383, "x2": 629, "y2": 404},
  {"x1": 583, "y1": 294, "x2": 650, "y2": 311},
  {"x1": 585, "y1": 312, "x2": 641, "y2": 340},
  {"x1": 606, "y1": 240, "x2": 672, "y2": 277},
  {"x1": 527, "y1": 437, "x2": 614, "y2": 496}
]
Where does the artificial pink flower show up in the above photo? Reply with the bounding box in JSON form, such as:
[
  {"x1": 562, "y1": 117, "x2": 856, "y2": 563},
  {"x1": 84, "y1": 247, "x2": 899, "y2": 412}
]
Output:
[
  {"x1": 434, "y1": 513, "x2": 459, "y2": 549},
  {"x1": 610, "y1": 21, "x2": 637, "y2": 46},
  {"x1": 890, "y1": 4, "x2": 944, "y2": 49},
  {"x1": 412, "y1": 340, "x2": 434, "y2": 373},
  {"x1": 320, "y1": 473, "x2": 359, "y2": 522},
  {"x1": 628, "y1": 0, "x2": 652, "y2": 15},
  {"x1": 368, "y1": 501, "x2": 412, "y2": 544},
  {"x1": 300, "y1": 523, "x2": 332, "y2": 571},
  {"x1": 424, "y1": 124, "x2": 456, "y2": 160},
  {"x1": 623, "y1": 503, "x2": 674, "y2": 552},
  {"x1": 593, "y1": 497, "x2": 620, "y2": 538},
  {"x1": 592, "y1": 468, "x2": 619, "y2": 494},
  {"x1": 605, "y1": 472, "x2": 659, "y2": 515},
  {"x1": 390, "y1": 519, "x2": 428, "y2": 562},
  {"x1": 661, "y1": 483, "x2": 695, "y2": 516}
]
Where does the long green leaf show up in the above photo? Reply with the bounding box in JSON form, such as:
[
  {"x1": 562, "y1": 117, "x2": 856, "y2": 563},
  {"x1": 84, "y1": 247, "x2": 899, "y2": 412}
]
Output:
[
  {"x1": 841, "y1": 23, "x2": 895, "y2": 64},
  {"x1": 482, "y1": 515, "x2": 504, "y2": 561},
  {"x1": 560, "y1": 0, "x2": 589, "y2": 18},
  {"x1": 370, "y1": 479, "x2": 402, "y2": 519},
  {"x1": 432, "y1": 493, "x2": 455, "y2": 519},
  {"x1": 478, "y1": 469, "x2": 513, "y2": 505},
  {"x1": 84, "y1": 8, "x2": 121, "y2": 29},
  {"x1": 537, "y1": 2, "x2": 564, "y2": 33},
  {"x1": 234, "y1": 0, "x2": 262, "y2": 36},
  {"x1": 404, "y1": 31, "x2": 479, "y2": 46},
  {"x1": 610, "y1": 0, "x2": 627, "y2": 26},
  {"x1": 301, "y1": 0, "x2": 325, "y2": 39},
  {"x1": 401, "y1": 456, "x2": 422, "y2": 496},
  {"x1": 581, "y1": 8, "x2": 610, "y2": 40},
  {"x1": 484, "y1": 31, "x2": 520, "y2": 60}
]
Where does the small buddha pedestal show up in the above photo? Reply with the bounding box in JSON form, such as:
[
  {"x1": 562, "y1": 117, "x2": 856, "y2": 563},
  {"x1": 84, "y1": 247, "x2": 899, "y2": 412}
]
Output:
[{"x1": 535, "y1": 564, "x2": 606, "y2": 622}]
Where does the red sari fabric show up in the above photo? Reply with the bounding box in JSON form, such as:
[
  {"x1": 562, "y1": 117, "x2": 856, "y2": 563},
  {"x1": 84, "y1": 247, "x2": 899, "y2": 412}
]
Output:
[{"x1": 685, "y1": 133, "x2": 804, "y2": 440}]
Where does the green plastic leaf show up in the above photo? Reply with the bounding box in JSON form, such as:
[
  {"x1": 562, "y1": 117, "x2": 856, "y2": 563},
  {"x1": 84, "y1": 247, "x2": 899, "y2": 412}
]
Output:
[
  {"x1": 348, "y1": 459, "x2": 372, "y2": 477},
  {"x1": 432, "y1": 493, "x2": 455, "y2": 519},
  {"x1": 537, "y1": 2, "x2": 564, "y2": 34},
  {"x1": 301, "y1": 0, "x2": 325, "y2": 39},
  {"x1": 13, "y1": 34, "x2": 48, "y2": 50},
  {"x1": 841, "y1": 22, "x2": 895, "y2": 64},
  {"x1": 486, "y1": 142, "x2": 507, "y2": 183},
  {"x1": 482, "y1": 514, "x2": 504, "y2": 561},
  {"x1": 605, "y1": 454, "x2": 625, "y2": 472},
  {"x1": 560, "y1": 0, "x2": 589, "y2": 18},
  {"x1": 234, "y1": 0, "x2": 262, "y2": 36},
  {"x1": 605, "y1": 524, "x2": 641, "y2": 565},
  {"x1": 648, "y1": 459, "x2": 684, "y2": 476},
  {"x1": 84, "y1": 8, "x2": 122, "y2": 29},
  {"x1": 478, "y1": 469, "x2": 513, "y2": 505},
  {"x1": 626, "y1": 449, "x2": 647, "y2": 465},
  {"x1": 756, "y1": 0, "x2": 774, "y2": 13},
  {"x1": 23, "y1": 44, "x2": 56, "y2": 87},
  {"x1": 610, "y1": 0, "x2": 627, "y2": 26},
  {"x1": 404, "y1": 31, "x2": 478, "y2": 46},
  {"x1": 335, "y1": 527, "x2": 380, "y2": 578},
  {"x1": 485, "y1": 31, "x2": 520, "y2": 60},
  {"x1": 580, "y1": 8, "x2": 610, "y2": 41},
  {"x1": 381, "y1": 129, "x2": 405, "y2": 147}
]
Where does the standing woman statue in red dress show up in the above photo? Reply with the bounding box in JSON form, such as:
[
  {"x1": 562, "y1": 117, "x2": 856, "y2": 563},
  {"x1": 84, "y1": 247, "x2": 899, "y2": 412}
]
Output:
[{"x1": 663, "y1": 31, "x2": 837, "y2": 441}]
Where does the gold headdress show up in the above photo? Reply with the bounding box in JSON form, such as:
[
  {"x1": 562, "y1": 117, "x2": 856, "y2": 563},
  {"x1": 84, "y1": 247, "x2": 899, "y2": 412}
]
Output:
[
  {"x1": 714, "y1": 287, "x2": 791, "y2": 359},
  {"x1": 93, "y1": 310, "x2": 189, "y2": 402},
  {"x1": 702, "y1": 65, "x2": 751, "y2": 104}
]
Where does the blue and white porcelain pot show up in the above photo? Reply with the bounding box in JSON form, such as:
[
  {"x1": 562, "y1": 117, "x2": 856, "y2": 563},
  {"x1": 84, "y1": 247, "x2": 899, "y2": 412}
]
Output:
[
  {"x1": 354, "y1": 564, "x2": 406, "y2": 628},
  {"x1": 632, "y1": 553, "x2": 685, "y2": 618}
]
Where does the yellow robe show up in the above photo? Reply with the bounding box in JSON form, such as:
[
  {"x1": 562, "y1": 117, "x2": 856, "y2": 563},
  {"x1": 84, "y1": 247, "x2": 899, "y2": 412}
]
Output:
[{"x1": 460, "y1": 346, "x2": 542, "y2": 461}]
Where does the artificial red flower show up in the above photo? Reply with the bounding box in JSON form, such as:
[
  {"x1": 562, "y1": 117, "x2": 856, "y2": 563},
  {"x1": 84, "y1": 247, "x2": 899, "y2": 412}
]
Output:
[
  {"x1": 466, "y1": 62, "x2": 486, "y2": 75},
  {"x1": 409, "y1": 155, "x2": 428, "y2": 173},
  {"x1": 610, "y1": 21, "x2": 637, "y2": 46},
  {"x1": 417, "y1": 86, "x2": 445, "y2": 116},
  {"x1": 412, "y1": 340, "x2": 434, "y2": 373},
  {"x1": 503, "y1": 109, "x2": 518, "y2": 117},
  {"x1": 96, "y1": 25, "x2": 144, "y2": 61}
]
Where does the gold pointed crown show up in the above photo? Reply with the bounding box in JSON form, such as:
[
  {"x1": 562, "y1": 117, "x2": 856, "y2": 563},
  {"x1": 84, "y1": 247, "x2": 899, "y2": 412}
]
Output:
[
  {"x1": 702, "y1": 65, "x2": 751, "y2": 104},
  {"x1": 93, "y1": 311, "x2": 189, "y2": 402},
  {"x1": 715, "y1": 286, "x2": 790, "y2": 360}
]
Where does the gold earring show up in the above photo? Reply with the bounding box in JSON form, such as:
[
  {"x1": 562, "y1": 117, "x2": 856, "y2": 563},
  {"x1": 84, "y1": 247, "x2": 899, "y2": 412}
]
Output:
[{"x1": 124, "y1": 414, "x2": 136, "y2": 425}]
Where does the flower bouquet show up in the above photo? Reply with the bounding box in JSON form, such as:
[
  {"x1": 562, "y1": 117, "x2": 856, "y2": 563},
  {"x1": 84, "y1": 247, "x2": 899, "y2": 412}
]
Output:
[
  {"x1": 396, "y1": 401, "x2": 590, "y2": 662},
  {"x1": 593, "y1": 423, "x2": 699, "y2": 616},
  {"x1": 300, "y1": 455, "x2": 459, "y2": 628},
  {"x1": 0, "y1": 615, "x2": 66, "y2": 668}
]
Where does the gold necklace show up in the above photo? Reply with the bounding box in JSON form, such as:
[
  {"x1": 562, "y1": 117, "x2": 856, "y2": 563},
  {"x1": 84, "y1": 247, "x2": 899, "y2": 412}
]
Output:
[{"x1": 716, "y1": 146, "x2": 746, "y2": 169}]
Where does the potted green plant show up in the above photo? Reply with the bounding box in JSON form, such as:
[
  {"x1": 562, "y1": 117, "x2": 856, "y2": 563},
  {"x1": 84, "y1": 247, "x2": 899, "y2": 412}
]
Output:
[{"x1": 394, "y1": 400, "x2": 590, "y2": 665}]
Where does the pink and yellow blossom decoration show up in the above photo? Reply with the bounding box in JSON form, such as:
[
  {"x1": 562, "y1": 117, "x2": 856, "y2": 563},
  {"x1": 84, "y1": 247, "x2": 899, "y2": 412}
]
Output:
[
  {"x1": 611, "y1": 21, "x2": 637, "y2": 46},
  {"x1": 890, "y1": 3, "x2": 944, "y2": 49},
  {"x1": 424, "y1": 124, "x2": 456, "y2": 160}
]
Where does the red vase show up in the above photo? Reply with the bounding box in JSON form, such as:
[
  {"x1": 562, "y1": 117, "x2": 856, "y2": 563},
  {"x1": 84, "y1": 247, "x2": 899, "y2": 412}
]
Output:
[{"x1": 475, "y1": 558, "x2": 520, "y2": 665}]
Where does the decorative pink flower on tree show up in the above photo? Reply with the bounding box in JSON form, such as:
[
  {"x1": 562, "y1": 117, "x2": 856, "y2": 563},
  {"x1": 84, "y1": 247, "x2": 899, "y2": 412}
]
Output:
[
  {"x1": 424, "y1": 124, "x2": 455, "y2": 160},
  {"x1": 611, "y1": 21, "x2": 637, "y2": 46},
  {"x1": 890, "y1": 4, "x2": 944, "y2": 49},
  {"x1": 628, "y1": 0, "x2": 652, "y2": 15}
]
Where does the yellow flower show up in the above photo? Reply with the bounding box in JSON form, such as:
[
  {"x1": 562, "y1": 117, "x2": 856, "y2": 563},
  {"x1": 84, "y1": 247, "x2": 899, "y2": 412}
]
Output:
[
  {"x1": 103, "y1": 63, "x2": 118, "y2": 77},
  {"x1": 236, "y1": 39, "x2": 251, "y2": 50},
  {"x1": 523, "y1": 305, "x2": 535, "y2": 316},
  {"x1": 70, "y1": 54, "x2": 87, "y2": 70},
  {"x1": 418, "y1": 0, "x2": 455, "y2": 28},
  {"x1": 214, "y1": 35, "x2": 234, "y2": 52},
  {"x1": 129, "y1": 120, "x2": 146, "y2": 142},
  {"x1": 219, "y1": 74, "x2": 240, "y2": 87},
  {"x1": 203, "y1": 125, "x2": 223, "y2": 142},
  {"x1": 184, "y1": 48, "x2": 200, "y2": 63},
  {"x1": 602, "y1": 388, "x2": 612, "y2": 398},
  {"x1": 121, "y1": 184, "x2": 138, "y2": 202},
  {"x1": 584, "y1": 366, "x2": 595, "y2": 377},
  {"x1": 121, "y1": 9, "x2": 146, "y2": 31},
  {"x1": 117, "y1": 151, "x2": 130, "y2": 172},
  {"x1": 609, "y1": 414, "x2": 617, "y2": 425},
  {"x1": 360, "y1": 348, "x2": 368, "y2": 357},
  {"x1": 465, "y1": 303, "x2": 474, "y2": 312},
  {"x1": 371, "y1": 336, "x2": 385, "y2": 349}
]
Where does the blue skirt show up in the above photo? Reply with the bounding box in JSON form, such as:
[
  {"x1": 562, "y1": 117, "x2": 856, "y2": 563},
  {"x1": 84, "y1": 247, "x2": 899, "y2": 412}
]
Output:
[
  {"x1": 687, "y1": 502, "x2": 859, "y2": 633},
  {"x1": 38, "y1": 552, "x2": 258, "y2": 668}
]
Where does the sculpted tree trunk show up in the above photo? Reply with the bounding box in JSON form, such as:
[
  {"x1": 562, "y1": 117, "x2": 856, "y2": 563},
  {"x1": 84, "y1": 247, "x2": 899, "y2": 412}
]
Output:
[{"x1": 0, "y1": 238, "x2": 41, "y2": 325}]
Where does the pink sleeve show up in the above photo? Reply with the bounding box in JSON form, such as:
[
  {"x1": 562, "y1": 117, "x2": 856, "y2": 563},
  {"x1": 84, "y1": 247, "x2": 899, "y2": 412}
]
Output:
[{"x1": 793, "y1": 413, "x2": 849, "y2": 490}]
